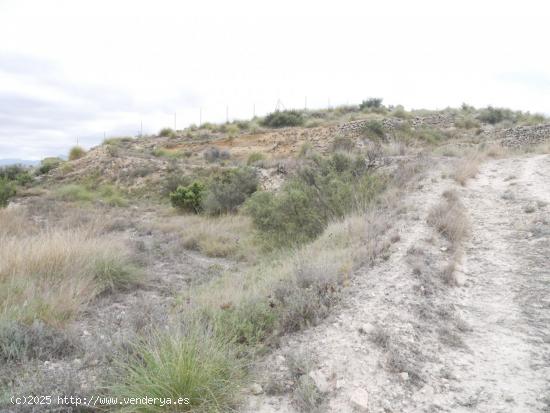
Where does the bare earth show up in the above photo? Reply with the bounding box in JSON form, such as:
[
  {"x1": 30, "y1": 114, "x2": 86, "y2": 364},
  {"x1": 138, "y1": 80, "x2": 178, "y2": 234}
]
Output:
[{"x1": 245, "y1": 154, "x2": 550, "y2": 412}]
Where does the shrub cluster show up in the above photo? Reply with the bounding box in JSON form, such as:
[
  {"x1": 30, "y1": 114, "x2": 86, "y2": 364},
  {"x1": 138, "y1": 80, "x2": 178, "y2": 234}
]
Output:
[
  {"x1": 245, "y1": 153, "x2": 386, "y2": 246},
  {"x1": 0, "y1": 164, "x2": 32, "y2": 185},
  {"x1": 359, "y1": 98, "x2": 383, "y2": 110},
  {"x1": 0, "y1": 178, "x2": 16, "y2": 208},
  {"x1": 203, "y1": 167, "x2": 258, "y2": 215},
  {"x1": 361, "y1": 120, "x2": 385, "y2": 140},
  {"x1": 261, "y1": 110, "x2": 304, "y2": 128},
  {"x1": 204, "y1": 147, "x2": 231, "y2": 162},
  {"x1": 170, "y1": 182, "x2": 205, "y2": 213},
  {"x1": 478, "y1": 106, "x2": 515, "y2": 125},
  {"x1": 37, "y1": 157, "x2": 63, "y2": 175}
]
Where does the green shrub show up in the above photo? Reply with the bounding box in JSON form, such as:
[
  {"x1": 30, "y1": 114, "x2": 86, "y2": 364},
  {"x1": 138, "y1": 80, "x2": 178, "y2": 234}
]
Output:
[
  {"x1": 211, "y1": 300, "x2": 277, "y2": 346},
  {"x1": 68, "y1": 146, "x2": 86, "y2": 161},
  {"x1": 478, "y1": 106, "x2": 515, "y2": 125},
  {"x1": 170, "y1": 182, "x2": 205, "y2": 213},
  {"x1": 109, "y1": 329, "x2": 243, "y2": 412},
  {"x1": 359, "y1": 98, "x2": 383, "y2": 110},
  {"x1": 56, "y1": 184, "x2": 94, "y2": 202},
  {"x1": 37, "y1": 157, "x2": 63, "y2": 175},
  {"x1": 245, "y1": 153, "x2": 385, "y2": 247},
  {"x1": 0, "y1": 165, "x2": 32, "y2": 186},
  {"x1": 331, "y1": 136, "x2": 355, "y2": 152},
  {"x1": 0, "y1": 178, "x2": 16, "y2": 208},
  {"x1": 247, "y1": 152, "x2": 265, "y2": 165},
  {"x1": 203, "y1": 167, "x2": 258, "y2": 215},
  {"x1": 261, "y1": 110, "x2": 304, "y2": 128},
  {"x1": 361, "y1": 120, "x2": 385, "y2": 140},
  {"x1": 159, "y1": 127, "x2": 176, "y2": 137}
]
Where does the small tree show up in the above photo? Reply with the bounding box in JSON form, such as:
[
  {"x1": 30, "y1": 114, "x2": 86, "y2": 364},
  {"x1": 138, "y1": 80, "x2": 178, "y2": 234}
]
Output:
[
  {"x1": 0, "y1": 178, "x2": 16, "y2": 208},
  {"x1": 359, "y1": 98, "x2": 383, "y2": 110},
  {"x1": 170, "y1": 182, "x2": 205, "y2": 213}
]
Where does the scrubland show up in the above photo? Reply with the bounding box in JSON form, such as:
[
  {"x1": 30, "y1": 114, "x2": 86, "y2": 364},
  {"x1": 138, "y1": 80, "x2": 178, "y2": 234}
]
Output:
[{"x1": 0, "y1": 102, "x2": 548, "y2": 412}]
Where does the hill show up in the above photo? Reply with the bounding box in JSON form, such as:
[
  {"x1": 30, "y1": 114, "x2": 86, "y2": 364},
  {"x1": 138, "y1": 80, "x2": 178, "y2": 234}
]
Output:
[{"x1": 1, "y1": 103, "x2": 549, "y2": 412}]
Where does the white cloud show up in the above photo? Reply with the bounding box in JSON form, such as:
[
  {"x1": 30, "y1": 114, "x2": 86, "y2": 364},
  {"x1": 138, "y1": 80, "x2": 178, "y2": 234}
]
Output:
[{"x1": 0, "y1": 0, "x2": 549, "y2": 159}]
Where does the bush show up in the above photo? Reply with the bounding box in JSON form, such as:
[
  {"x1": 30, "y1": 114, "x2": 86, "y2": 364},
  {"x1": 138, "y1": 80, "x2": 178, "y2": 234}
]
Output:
[
  {"x1": 170, "y1": 182, "x2": 205, "y2": 213},
  {"x1": 0, "y1": 320, "x2": 78, "y2": 362},
  {"x1": 0, "y1": 165, "x2": 32, "y2": 186},
  {"x1": 331, "y1": 136, "x2": 355, "y2": 152},
  {"x1": 68, "y1": 146, "x2": 86, "y2": 161},
  {"x1": 478, "y1": 106, "x2": 515, "y2": 125},
  {"x1": 0, "y1": 178, "x2": 16, "y2": 208},
  {"x1": 245, "y1": 153, "x2": 385, "y2": 246},
  {"x1": 37, "y1": 157, "x2": 62, "y2": 175},
  {"x1": 109, "y1": 330, "x2": 243, "y2": 413},
  {"x1": 159, "y1": 127, "x2": 176, "y2": 137},
  {"x1": 359, "y1": 98, "x2": 383, "y2": 110},
  {"x1": 361, "y1": 120, "x2": 385, "y2": 140},
  {"x1": 203, "y1": 167, "x2": 258, "y2": 215},
  {"x1": 261, "y1": 110, "x2": 304, "y2": 128},
  {"x1": 204, "y1": 147, "x2": 230, "y2": 162},
  {"x1": 247, "y1": 152, "x2": 265, "y2": 165}
]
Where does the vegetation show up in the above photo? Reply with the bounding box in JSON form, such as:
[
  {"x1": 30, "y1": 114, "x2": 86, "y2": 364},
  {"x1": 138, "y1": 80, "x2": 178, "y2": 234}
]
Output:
[
  {"x1": 245, "y1": 153, "x2": 386, "y2": 247},
  {"x1": 361, "y1": 120, "x2": 385, "y2": 140},
  {"x1": 56, "y1": 184, "x2": 128, "y2": 206},
  {"x1": 359, "y1": 98, "x2": 383, "y2": 110},
  {"x1": 478, "y1": 106, "x2": 515, "y2": 125},
  {"x1": 0, "y1": 165, "x2": 32, "y2": 186},
  {"x1": 0, "y1": 209, "x2": 140, "y2": 325},
  {"x1": 203, "y1": 167, "x2": 258, "y2": 215},
  {"x1": 204, "y1": 146, "x2": 230, "y2": 162},
  {"x1": 68, "y1": 146, "x2": 86, "y2": 161},
  {"x1": 159, "y1": 127, "x2": 176, "y2": 138},
  {"x1": 109, "y1": 329, "x2": 243, "y2": 413},
  {"x1": 0, "y1": 178, "x2": 16, "y2": 208},
  {"x1": 261, "y1": 110, "x2": 304, "y2": 128},
  {"x1": 37, "y1": 157, "x2": 63, "y2": 175},
  {"x1": 170, "y1": 182, "x2": 205, "y2": 213},
  {"x1": 247, "y1": 152, "x2": 265, "y2": 165}
]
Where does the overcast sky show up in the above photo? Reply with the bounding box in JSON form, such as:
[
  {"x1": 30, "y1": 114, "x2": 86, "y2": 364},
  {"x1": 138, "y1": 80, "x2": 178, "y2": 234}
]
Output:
[{"x1": 1, "y1": 0, "x2": 549, "y2": 160}]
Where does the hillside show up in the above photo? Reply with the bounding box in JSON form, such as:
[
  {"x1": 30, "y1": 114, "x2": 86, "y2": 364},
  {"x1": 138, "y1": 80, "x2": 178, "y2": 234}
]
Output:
[{"x1": 1, "y1": 103, "x2": 549, "y2": 413}]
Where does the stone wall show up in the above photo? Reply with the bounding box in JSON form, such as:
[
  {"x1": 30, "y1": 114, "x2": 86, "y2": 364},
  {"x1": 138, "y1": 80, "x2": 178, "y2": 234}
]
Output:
[{"x1": 500, "y1": 124, "x2": 550, "y2": 147}]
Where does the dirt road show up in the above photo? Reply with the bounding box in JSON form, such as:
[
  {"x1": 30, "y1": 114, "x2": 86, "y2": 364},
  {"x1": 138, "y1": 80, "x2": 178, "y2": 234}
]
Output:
[{"x1": 245, "y1": 154, "x2": 550, "y2": 412}]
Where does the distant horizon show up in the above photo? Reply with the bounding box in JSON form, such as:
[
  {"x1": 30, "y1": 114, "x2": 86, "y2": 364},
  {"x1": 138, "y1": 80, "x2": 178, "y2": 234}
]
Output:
[
  {"x1": 1, "y1": 101, "x2": 548, "y2": 161},
  {"x1": 2, "y1": 0, "x2": 549, "y2": 160}
]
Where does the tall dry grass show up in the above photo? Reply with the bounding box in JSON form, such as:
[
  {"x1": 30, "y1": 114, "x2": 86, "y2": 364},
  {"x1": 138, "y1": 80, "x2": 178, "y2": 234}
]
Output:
[{"x1": 0, "y1": 208, "x2": 139, "y2": 326}]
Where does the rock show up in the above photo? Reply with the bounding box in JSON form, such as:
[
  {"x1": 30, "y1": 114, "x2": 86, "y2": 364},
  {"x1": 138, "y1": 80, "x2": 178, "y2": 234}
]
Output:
[
  {"x1": 349, "y1": 388, "x2": 369, "y2": 412},
  {"x1": 308, "y1": 370, "x2": 332, "y2": 393},
  {"x1": 399, "y1": 372, "x2": 409, "y2": 381},
  {"x1": 358, "y1": 323, "x2": 375, "y2": 335},
  {"x1": 250, "y1": 383, "x2": 263, "y2": 395}
]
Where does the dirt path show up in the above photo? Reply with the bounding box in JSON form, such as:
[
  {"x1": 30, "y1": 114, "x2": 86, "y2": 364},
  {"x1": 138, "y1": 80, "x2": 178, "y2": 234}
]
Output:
[
  {"x1": 245, "y1": 154, "x2": 550, "y2": 412},
  {"x1": 438, "y1": 154, "x2": 550, "y2": 412}
]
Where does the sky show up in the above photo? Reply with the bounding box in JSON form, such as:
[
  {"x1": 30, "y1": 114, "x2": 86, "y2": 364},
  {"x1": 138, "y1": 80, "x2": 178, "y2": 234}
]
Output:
[{"x1": 1, "y1": 0, "x2": 549, "y2": 160}]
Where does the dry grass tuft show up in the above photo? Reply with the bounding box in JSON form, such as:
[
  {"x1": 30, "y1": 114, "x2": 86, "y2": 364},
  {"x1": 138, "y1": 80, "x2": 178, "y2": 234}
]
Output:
[
  {"x1": 452, "y1": 157, "x2": 481, "y2": 186},
  {"x1": 427, "y1": 190, "x2": 469, "y2": 248},
  {"x1": 151, "y1": 214, "x2": 258, "y2": 261},
  {"x1": 0, "y1": 209, "x2": 140, "y2": 326}
]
